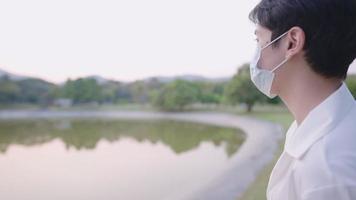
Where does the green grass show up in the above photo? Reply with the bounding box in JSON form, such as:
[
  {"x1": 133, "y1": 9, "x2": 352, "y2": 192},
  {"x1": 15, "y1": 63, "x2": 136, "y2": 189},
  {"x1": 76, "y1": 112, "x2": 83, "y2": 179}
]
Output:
[
  {"x1": 0, "y1": 103, "x2": 39, "y2": 110},
  {"x1": 237, "y1": 106, "x2": 294, "y2": 200}
]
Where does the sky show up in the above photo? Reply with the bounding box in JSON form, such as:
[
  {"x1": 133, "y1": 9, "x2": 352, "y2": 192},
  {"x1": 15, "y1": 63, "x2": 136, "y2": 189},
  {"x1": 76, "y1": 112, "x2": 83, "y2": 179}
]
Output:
[{"x1": 0, "y1": 0, "x2": 355, "y2": 83}]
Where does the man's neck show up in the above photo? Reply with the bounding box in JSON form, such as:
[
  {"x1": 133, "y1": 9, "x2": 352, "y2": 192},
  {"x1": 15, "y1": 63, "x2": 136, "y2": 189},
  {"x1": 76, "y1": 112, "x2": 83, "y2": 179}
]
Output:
[{"x1": 280, "y1": 77, "x2": 342, "y2": 126}]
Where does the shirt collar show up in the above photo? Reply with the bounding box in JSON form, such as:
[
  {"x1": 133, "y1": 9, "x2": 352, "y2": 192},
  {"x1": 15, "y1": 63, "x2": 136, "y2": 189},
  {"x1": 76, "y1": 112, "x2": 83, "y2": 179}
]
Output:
[{"x1": 285, "y1": 81, "x2": 355, "y2": 159}]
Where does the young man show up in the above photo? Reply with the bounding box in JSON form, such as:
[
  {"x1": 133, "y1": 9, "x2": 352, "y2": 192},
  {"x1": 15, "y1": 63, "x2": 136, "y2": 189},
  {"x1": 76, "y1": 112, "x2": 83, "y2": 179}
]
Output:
[{"x1": 248, "y1": 0, "x2": 356, "y2": 199}]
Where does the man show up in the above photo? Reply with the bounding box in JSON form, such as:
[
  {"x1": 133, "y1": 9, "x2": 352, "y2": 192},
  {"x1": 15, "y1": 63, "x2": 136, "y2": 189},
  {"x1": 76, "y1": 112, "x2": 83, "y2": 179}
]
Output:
[{"x1": 248, "y1": 0, "x2": 356, "y2": 199}]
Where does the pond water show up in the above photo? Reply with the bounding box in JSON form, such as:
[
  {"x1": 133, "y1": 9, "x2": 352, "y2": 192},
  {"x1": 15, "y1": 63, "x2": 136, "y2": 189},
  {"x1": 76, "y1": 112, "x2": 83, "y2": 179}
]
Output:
[{"x1": 0, "y1": 119, "x2": 245, "y2": 200}]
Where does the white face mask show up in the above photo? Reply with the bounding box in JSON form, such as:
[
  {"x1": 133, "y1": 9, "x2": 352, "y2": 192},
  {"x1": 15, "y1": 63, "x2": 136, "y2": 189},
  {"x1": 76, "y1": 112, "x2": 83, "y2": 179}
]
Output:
[{"x1": 250, "y1": 30, "x2": 290, "y2": 98}]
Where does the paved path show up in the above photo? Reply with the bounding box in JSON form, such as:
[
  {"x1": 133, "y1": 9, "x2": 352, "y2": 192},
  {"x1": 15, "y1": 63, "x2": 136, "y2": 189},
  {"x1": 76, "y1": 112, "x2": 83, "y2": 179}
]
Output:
[{"x1": 0, "y1": 110, "x2": 284, "y2": 200}]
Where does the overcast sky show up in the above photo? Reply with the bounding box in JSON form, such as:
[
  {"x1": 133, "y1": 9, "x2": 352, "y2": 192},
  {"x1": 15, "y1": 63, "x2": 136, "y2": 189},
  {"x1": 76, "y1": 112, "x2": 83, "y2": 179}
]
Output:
[{"x1": 0, "y1": 0, "x2": 355, "y2": 83}]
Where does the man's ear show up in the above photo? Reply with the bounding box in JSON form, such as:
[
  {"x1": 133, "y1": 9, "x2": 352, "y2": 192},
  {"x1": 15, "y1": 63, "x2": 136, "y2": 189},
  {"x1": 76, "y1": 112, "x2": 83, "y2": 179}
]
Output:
[{"x1": 286, "y1": 26, "x2": 305, "y2": 59}]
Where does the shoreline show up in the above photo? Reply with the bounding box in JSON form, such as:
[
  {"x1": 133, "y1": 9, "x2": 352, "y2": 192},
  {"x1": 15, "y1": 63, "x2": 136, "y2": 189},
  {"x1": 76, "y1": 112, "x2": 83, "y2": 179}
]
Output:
[{"x1": 0, "y1": 110, "x2": 283, "y2": 200}]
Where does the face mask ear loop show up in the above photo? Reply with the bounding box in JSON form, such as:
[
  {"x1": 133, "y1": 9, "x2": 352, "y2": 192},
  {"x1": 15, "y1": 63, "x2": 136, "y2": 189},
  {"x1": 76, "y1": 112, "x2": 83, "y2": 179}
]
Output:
[
  {"x1": 262, "y1": 30, "x2": 290, "y2": 50},
  {"x1": 271, "y1": 58, "x2": 289, "y2": 73}
]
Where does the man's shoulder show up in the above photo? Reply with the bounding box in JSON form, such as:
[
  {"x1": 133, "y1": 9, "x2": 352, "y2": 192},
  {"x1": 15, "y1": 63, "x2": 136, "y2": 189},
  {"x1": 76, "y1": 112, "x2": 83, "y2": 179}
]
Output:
[
  {"x1": 325, "y1": 101, "x2": 356, "y2": 151},
  {"x1": 323, "y1": 102, "x2": 356, "y2": 185},
  {"x1": 294, "y1": 103, "x2": 356, "y2": 188},
  {"x1": 337, "y1": 100, "x2": 356, "y2": 129}
]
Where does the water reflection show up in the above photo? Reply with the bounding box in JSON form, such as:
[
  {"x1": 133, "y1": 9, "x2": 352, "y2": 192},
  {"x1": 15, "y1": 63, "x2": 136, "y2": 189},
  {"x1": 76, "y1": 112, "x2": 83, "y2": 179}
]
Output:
[
  {"x1": 0, "y1": 119, "x2": 245, "y2": 157},
  {"x1": 0, "y1": 119, "x2": 245, "y2": 200}
]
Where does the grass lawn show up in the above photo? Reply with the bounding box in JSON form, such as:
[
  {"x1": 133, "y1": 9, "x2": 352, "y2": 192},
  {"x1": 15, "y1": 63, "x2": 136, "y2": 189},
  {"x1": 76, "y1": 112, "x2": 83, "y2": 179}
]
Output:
[
  {"x1": 0, "y1": 103, "x2": 40, "y2": 110},
  {"x1": 236, "y1": 106, "x2": 294, "y2": 200}
]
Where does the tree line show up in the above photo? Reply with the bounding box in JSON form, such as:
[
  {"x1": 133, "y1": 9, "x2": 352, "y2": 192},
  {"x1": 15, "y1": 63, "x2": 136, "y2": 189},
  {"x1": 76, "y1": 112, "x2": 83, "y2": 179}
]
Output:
[{"x1": 1, "y1": 64, "x2": 356, "y2": 112}]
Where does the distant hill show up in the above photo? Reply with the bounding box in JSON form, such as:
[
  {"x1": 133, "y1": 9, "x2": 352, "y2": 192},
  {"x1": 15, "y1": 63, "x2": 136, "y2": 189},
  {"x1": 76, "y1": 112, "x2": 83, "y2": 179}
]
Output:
[
  {"x1": 85, "y1": 75, "x2": 113, "y2": 85},
  {"x1": 0, "y1": 68, "x2": 231, "y2": 87},
  {"x1": 0, "y1": 68, "x2": 29, "y2": 81},
  {"x1": 83, "y1": 74, "x2": 231, "y2": 85},
  {"x1": 144, "y1": 75, "x2": 231, "y2": 83}
]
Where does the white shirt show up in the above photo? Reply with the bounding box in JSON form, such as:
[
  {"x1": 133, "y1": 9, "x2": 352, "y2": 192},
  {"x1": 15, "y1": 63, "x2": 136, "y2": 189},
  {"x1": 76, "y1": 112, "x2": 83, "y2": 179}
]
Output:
[{"x1": 267, "y1": 82, "x2": 356, "y2": 200}]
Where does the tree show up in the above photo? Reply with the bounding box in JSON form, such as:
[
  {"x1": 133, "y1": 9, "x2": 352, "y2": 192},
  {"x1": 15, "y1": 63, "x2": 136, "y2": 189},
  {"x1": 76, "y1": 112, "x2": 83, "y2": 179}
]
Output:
[
  {"x1": 0, "y1": 77, "x2": 21, "y2": 103},
  {"x1": 152, "y1": 80, "x2": 199, "y2": 111},
  {"x1": 17, "y1": 78, "x2": 55, "y2": 105},
  {"x1": 194, "y1": 81, "x2": 225, "y2": 104},
  {"x1": 224, "y1": 64, "x2": 267, "y2": 112},
  {"x1": 61, "y1": 78, "x2": 102, "y2": 104},
  {"x1": 346, "y1": 74, "x2": 356, "y2": 99}
]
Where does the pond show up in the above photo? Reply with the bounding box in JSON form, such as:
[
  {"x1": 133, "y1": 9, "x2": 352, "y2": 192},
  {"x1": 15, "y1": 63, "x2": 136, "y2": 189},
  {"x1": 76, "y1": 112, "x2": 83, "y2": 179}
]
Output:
[{"x1": 0, "y1": 119, "x2": 245, "y2": 200}]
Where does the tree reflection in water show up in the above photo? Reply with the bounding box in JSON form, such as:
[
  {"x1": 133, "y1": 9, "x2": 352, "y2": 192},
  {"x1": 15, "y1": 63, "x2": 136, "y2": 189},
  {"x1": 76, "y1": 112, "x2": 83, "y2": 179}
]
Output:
[{"x1": 0, "y1": 119, "x2": 245, "y2": 157}]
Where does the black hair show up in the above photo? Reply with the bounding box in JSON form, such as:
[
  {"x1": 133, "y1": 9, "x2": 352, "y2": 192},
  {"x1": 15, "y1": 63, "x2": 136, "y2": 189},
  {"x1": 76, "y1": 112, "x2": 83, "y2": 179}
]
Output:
[{"x1": 249, "y1": 0, "x2": 356, "y2": 80}]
